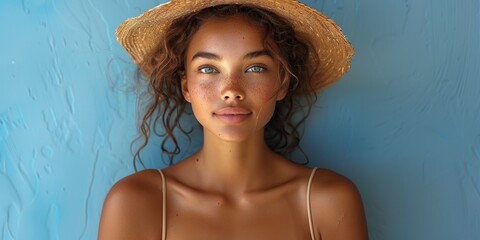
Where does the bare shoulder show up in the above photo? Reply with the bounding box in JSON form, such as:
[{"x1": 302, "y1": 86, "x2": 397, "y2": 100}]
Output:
[
  {"x1": 310, "y1": 168, "x2": 360, "y2": 196},
  {"x1": 310, "y1": 168, "x2": 369, "y2": 240},
  {"x1": 309, "y1": 169, "x2": 363, "y2": 214},
  {"x1": 98, "y1": 169, "x2": 164, "y2": 240}
]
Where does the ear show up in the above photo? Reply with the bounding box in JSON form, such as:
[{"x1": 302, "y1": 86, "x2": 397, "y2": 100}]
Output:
[
  {"x1": 276, "y1": 75, "x2": 290, "y2": 101},
  {"x1": 180, "y1": 74, "x2": 191, "y2": 103}
]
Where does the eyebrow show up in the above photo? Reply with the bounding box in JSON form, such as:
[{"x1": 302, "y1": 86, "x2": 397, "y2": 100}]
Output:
[
  {"x1": 191, "y1": 50, "x2": 272, "y2": 61},
  {"x1": 244, "y1": 50, "x2": 272, "y2": 59},
  {"x1": 191, "y1": 52, "x2": 221, "y2": 61}
]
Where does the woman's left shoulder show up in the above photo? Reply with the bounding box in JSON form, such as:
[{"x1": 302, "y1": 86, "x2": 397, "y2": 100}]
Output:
[
  {"x1": 308, "y1": 168, "x2": 369, "y2": 239},
  {"x1": 308, "y1": 168, "x2": 363, "y2": 210},
  {"x1": 309, "y1": 168, "x2": 360, "y2": 195}
]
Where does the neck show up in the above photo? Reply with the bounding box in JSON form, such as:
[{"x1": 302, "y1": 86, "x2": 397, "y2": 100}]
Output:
[{"x1": 193, "y1": 130, "x2": 277, "y2": 196}]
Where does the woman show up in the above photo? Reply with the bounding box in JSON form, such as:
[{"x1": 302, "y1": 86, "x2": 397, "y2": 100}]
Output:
[{"x1": 99, "y1": 1, "x2": 368, "y2": 239}]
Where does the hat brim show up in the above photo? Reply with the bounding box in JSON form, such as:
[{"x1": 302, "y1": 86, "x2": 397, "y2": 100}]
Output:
[{"x1": 116, "y1": 0, "x2": 354, "y2": 92}]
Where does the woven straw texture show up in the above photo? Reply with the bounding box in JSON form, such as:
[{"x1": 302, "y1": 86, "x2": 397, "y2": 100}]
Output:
[{"x1": 116, "y1": 0, "x2": 354, "y2": 92}]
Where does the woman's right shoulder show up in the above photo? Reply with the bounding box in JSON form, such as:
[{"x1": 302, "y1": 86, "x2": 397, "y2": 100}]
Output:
[
  {"x1": 108, "y1": 169, "x2": 164, "y2": 196},
  {"x1": 98, "y1": 169, "x2": 164, "y2": 239}
]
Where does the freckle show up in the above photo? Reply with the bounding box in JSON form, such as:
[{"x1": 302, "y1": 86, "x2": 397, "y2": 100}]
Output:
[
  {"x1": 337, "y1": 213, "x2": 345, "y2": 225},
  {"x1": 176, "y1": 213, "x2": 179, "y2": 217},
  {"x1": 217, "y1": 202, "x2": 221, "y2": 205}
]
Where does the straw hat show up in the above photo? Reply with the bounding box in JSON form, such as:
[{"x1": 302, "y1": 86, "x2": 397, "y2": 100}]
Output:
[{"x1": 116, "y1": 0, "x2": 354, "y2": 92}]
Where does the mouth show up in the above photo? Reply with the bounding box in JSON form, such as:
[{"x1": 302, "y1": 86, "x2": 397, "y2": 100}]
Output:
[
  {"x1": 214, "y1": 107, "x2": 252, "y2": 123},
  {"x1": 215, "y1": 107, "x2": 251, "y2": 115}
]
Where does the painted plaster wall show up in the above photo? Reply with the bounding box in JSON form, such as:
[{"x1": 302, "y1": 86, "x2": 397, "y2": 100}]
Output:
[{"x1": 0, "y1": 0, "x2": 478, "y2": 239}]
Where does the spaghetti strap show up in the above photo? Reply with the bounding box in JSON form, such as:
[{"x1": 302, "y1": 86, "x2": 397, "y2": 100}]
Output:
[
  {"x1": 157, "y1": 169, "x2": 167, "y2": 240},
  {"x1": 307, "y1": 167, "x2": 318, "y2": 240}
]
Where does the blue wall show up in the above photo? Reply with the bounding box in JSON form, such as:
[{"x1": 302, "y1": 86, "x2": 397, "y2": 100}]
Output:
[{"x1": 1, "y1": 0, "x2": 479, "y2": 239}]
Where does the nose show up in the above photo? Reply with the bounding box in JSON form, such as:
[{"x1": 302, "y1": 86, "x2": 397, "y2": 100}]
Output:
[
  {"x1": 221, "y1": 75, "x2": 245, "y2": 101},
  {"x1": 223, "y1": 91, "x2": 244, "y2": 101}
]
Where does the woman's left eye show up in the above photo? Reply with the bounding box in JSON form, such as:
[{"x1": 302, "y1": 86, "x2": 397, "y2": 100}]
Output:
[{"x1": 246, "y1": 66, "x2": 266, "y2": 73}]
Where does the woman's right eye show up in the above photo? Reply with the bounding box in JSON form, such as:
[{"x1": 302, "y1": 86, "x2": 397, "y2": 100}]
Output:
[{"x1": 198, "y1": 66, "x2": 217, "y2": 74}]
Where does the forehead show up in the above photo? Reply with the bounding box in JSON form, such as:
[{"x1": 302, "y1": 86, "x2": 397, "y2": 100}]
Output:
[{"x1": 186, "y1": 14, "x2": 267, "y2": 57}]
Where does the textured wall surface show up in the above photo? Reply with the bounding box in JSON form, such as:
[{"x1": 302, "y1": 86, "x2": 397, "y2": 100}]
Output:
[{"x1": 1, "y1": 0, "x2": 479, "y2": 239}]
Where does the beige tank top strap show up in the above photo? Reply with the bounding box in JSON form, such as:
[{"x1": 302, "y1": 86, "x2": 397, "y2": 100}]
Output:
[
  {"x1": 307, "y1": 167, "x2": 319, "y2": 240},
  {"x1": 157, "y1": 169, "x2": 167, "y2": 240}
]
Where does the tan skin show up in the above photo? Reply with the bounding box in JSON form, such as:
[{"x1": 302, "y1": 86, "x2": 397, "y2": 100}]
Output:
[{"x1": 99, "y1": 15, "x2": 368, "y2": 240}]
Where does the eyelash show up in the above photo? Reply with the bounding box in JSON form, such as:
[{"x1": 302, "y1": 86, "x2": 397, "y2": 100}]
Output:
[
  {"x1": 198, "y1": 66, "x2": 218, "y2": 74},
  {"x1": 197, "y1": 65, "x2": 267, "y2": 74},
  {"x1": 246, "y1": 65, "x2": 266, "y2": 73}
]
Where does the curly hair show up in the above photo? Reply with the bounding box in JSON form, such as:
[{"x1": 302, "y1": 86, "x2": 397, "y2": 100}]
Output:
[{"x1": 132, "y1": 4, "x2": 319, "y2": 170}]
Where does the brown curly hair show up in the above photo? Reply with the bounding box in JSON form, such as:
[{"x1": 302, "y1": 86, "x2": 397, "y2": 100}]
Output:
[{"x1": 132, "y1": 4, "x2": 319, "y2": 170}]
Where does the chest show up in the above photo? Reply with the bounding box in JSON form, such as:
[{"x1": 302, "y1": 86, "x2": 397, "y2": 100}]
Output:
[{"x1": 164, "y1": 188, "x2": 313, "y2": 240}]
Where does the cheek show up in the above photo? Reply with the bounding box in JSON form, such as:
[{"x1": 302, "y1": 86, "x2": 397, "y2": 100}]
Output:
[
  {"x1": 189, "y1": 82, "x2": 215, "y2": 101},
  {"x1": 251, "y1": 84, "x2": 280, "y2": 118},
  {"x1": 251, "y1": 81, "x2": 282, "y2": 103},
  {"x1": 188, "y1": 82, "x2": 216, "y2": 119}
]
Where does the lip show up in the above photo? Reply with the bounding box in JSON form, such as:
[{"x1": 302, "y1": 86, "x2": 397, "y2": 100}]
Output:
[{"x1": 214, "y1": 107, "x2": 252, "y2": 123}]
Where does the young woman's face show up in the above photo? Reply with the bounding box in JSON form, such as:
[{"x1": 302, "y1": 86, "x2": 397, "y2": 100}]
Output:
[{"x1": 182, "y1": 14, "x2": 288, "y2": 142}]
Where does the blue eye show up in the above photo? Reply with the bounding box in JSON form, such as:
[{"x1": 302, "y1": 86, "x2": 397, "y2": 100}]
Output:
[
  {"x1": 247, "y1": 66, "x2": 265, "y2": 73},
  {"x1": 198, "y1": 66, "x2": 217, "y2": 74}
]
